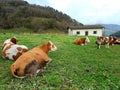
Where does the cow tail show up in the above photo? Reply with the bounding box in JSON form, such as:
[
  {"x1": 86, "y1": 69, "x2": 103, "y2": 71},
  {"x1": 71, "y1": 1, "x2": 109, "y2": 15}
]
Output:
[{"x1": 10, "y1": 65, "x2": 25, "y2": 79}]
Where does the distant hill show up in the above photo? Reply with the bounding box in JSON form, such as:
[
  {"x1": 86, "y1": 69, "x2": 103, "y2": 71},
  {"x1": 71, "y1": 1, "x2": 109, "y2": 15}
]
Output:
[
  {"x1": 110, "y1": 31, "x2": 120, "y2": 37},
  {"x1": 0, "y1": 0, "x2": 82, "y2": 33},
  {"x1": 102, "y1": 24, "x2": 120, "y2": 36}
]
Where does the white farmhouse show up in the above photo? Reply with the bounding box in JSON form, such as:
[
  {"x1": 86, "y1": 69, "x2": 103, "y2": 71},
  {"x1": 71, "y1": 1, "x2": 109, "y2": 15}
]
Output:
[{"x1": 67, "y1": 25, "x2": 104, "y2": 36}]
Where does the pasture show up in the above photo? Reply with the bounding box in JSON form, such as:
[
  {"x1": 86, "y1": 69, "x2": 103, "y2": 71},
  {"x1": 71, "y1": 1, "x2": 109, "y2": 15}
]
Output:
[{"x1": 0, "y1": 33, "x2": 120, "y2": 90}]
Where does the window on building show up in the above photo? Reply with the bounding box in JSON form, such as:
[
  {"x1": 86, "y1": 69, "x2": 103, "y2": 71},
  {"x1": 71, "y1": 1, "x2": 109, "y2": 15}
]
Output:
[
  {"x1": 85, "y1": 31, "x2": 88, "y2": 36},
  {"x1": 76, "y1": 31, "x2": 80, "y2": 35},
  {"x1": 93, "y1": 31, "x2": 97, "y2": 34}
]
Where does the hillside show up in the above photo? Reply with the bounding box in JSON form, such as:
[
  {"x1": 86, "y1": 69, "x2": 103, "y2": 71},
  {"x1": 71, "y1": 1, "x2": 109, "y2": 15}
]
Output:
[
  {"x1": 0, "y1": 0, "x2": 82, "y2": 33},
  {"x1": 102, "y1": 24, "x2": 120, "y2": 36}
]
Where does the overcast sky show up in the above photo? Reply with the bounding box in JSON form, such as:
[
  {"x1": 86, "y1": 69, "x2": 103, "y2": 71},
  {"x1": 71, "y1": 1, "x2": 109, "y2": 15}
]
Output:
[{"x1": 25, "y1": 0, "x2": 120, "y2": 25}]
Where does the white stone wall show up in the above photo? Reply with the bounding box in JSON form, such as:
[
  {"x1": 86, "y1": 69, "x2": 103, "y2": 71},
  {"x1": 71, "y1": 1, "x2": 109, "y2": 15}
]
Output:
[{"x1": 68, "y1": 28, "x2": 103, "y2": 36}]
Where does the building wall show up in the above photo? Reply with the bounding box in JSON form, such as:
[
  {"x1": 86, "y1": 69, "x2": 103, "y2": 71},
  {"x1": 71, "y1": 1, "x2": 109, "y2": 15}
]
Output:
[{"x1": 68, "y1": 28, "x2": 103, "y2": 36}]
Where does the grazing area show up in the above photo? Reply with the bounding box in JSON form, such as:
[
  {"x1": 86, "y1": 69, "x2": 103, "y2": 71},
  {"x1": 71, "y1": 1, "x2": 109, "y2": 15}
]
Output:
[{"x1": 0, "y1": 33, "x2": 120, "y2": 90}]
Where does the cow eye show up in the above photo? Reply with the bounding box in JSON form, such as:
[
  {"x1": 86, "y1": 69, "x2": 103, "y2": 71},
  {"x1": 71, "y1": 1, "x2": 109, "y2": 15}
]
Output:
[{"x1": 51, "y1": 45, "x2": 54, "y2": 48}]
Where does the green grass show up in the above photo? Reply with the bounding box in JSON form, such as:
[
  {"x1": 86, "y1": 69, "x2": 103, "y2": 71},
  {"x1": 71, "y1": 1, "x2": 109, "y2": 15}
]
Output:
[{"x1": 0, "y1": 33, "x2": 120, "y2": 90}]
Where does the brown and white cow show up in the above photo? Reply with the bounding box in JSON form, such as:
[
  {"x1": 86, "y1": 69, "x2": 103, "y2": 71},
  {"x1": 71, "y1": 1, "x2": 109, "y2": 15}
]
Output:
[
  {"x1": 2, "y1": 37, "x2": 28, "y2": 60},
  {"x1": 95, "y1": 36, "x2": 117, "y2": 49},
  {"x1": 10, "y1": 41, "x2": 57, "y2": 78},
  {"x1": 74, "y1": 37, "x2": 90, "y2": 46},
  {"x1": 114, "y1": 38, "x2": 120, "y2": 44}
]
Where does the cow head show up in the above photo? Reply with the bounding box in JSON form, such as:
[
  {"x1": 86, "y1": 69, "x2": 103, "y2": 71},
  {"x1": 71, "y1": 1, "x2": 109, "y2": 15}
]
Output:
[
  {"x1": 47, "y1": 41, "x2": 57, "y2": 52},
  {"x1": 10, "y1": 37, "x2": 18, "y2": 44},
  {"x1": 85, "y1": 36, "x2": 90, "y2": 43},
  {"x1": 3, "y1": 37, "x2": 18, "y2": 45},
  {"x1": 2, "y1": 37, "x2": 18, "y2": 50},
  {"x1": 41, "y1": 41, "x2": 57, "y2": 54}
]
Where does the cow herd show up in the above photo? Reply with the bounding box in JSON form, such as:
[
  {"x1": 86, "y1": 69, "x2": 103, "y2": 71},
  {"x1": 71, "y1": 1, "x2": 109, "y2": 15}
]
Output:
[
  {"x1": 1, "y1": 36, "x2": 120, "y2": 78},
  {"x1": 74, "y1": 36, "x2": 120, "y2": 49},
  {"x1": 95, "y1": 36, "x2": 120, "y2": 48}
]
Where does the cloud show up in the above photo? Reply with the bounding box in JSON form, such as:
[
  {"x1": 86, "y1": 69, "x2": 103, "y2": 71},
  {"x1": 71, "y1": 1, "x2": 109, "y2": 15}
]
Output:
[
  {"x1": 46, "y1": 0, "x2": 120, "y2": 24},
  {"x1": 25, "y1": 0, "x2": 120, "y2": 24},
  {"x1": 46, "y1": 0, "x2": 72, "y2": 11}
]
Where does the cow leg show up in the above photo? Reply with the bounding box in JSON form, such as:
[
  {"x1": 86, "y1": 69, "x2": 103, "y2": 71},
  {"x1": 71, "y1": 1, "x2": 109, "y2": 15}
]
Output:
[
  {"x1": 97, "y1": 44, "x2": 100, "y2": 49},
  {"x1": 81, "y1": 44, "x2": 84, "y2": 46},
  {"x1": 106, "y1": 43, "x2": 109, "y2": 48},
  {"x1": 36, "y1": 69, "x2": 45, "y2": 76}
]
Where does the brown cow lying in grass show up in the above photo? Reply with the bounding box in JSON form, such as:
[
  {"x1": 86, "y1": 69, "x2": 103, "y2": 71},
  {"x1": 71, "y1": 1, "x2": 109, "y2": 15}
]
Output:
[
  {"x1": 95, "y1": 36, "x2": 118, "y2": 49},
  {"x1": 10, "y1": 41, "x2": 57, "y2": 78},
  {"x1": 74, "y1": 37, "x2": 90, "y2": 46}
]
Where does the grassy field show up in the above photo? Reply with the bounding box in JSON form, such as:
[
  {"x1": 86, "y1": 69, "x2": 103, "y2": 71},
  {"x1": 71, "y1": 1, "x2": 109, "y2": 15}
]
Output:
[{"x1": 0, "y1": 33, "x2": 120, "y2": 90}]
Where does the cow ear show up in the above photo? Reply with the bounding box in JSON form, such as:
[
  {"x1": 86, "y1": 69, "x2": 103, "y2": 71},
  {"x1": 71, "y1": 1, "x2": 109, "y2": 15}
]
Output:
[
  {"x1": 11, "y1": 37, "x2": 18, "y2": 44},
  {"x1": 48, "y1": 40, "x2": 51, "y2": 43}
]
